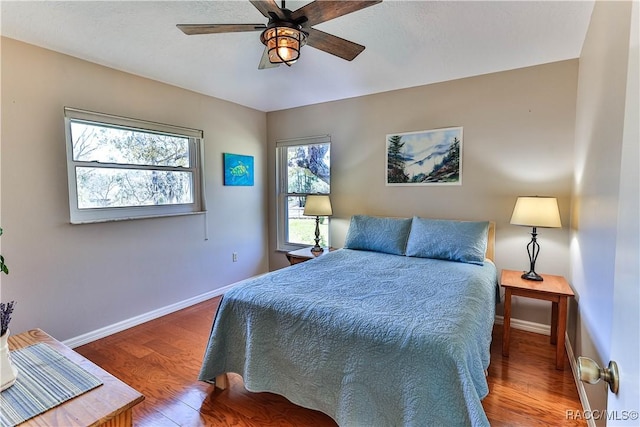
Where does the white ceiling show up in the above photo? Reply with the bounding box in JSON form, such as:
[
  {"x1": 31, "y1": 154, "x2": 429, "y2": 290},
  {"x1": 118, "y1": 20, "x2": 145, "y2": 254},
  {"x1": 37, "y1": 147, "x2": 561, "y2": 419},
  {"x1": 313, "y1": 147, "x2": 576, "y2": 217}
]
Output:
[{"x1": 1, "y1": 1, "x2": 594, "y2": 112}]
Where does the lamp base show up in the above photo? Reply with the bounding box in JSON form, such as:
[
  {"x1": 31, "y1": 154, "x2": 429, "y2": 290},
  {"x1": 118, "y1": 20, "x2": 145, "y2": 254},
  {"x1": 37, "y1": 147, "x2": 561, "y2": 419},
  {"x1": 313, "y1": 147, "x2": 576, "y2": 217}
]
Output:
[
  {"x1": 310, "y1": 246, "x2": 324, "y2": 254},
  {"x1": 521, "y1": 270, "x2": 543, "y2": 281},
  {"x1": 522, "y1": 228, "x2": 543, "y2": 281},
  {"x1": 311, "y1": 216, "x2": 324, "y2": 254}
]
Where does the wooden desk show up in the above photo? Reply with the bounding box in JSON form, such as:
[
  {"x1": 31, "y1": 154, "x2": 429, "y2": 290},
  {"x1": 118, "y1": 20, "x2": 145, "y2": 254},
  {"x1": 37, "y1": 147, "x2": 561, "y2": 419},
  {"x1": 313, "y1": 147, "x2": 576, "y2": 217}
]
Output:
[
  {"x1": 500, "y1": 270, "x2": 574, "y2": 370},
  {"x1": 8, "y1": 329, "x2": 144, "y2": 426}
]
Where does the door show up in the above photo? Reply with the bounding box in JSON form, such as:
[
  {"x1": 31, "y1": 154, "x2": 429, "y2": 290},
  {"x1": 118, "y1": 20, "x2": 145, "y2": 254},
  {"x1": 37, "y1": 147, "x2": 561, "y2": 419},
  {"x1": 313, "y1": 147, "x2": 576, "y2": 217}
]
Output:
[{"x1": 607, "y1": 3, "x2": 639, "y2": 424}]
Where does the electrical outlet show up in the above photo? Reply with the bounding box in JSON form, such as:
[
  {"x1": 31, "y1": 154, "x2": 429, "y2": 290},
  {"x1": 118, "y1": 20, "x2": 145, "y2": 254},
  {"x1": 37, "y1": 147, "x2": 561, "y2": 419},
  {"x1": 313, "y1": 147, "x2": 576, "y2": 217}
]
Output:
[{"x1": 232, "y1": 252, "x2": 238, "y2": 262}]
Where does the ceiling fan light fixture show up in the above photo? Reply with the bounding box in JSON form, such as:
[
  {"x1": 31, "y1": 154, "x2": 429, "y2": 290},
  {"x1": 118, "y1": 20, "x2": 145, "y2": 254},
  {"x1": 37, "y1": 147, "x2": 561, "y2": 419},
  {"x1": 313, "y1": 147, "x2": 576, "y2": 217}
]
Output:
[
  {"x1": 261, "y1": 23, "x2": 306, "y2": 66},
  {"x1": 178, "y1": 0, "x2": 382, "y2": 70}
]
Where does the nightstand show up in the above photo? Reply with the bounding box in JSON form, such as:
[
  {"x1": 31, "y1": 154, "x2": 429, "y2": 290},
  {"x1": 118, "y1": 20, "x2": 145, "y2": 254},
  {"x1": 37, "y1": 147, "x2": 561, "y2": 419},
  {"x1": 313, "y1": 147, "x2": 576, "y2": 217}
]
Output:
[
  {"x1": 286, "y1": 247, "x2": 332, "y2": 265},
  {"x1": 500, "y1": 269, "x2": 575, "y2": 370}
]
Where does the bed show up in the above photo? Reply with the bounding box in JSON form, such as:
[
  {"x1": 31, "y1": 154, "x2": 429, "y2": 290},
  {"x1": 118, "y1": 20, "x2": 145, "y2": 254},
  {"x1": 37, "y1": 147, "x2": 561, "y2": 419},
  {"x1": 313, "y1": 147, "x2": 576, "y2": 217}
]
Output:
[{"x1": 199, "y1": 216, "x2": 498, "y2": 426}]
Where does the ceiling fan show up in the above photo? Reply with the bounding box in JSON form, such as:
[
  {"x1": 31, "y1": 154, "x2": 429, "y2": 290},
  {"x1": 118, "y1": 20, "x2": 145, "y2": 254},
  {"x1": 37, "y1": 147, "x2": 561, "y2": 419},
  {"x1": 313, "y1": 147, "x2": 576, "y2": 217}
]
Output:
[{"x1": 177, "y1": 0, "x2": 382, "y2": 69}]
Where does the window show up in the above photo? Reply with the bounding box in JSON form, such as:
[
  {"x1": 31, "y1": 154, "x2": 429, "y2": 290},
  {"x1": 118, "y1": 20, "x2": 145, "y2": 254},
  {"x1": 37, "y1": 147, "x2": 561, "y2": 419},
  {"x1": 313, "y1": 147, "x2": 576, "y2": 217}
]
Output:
[
  {"x1": 276, "y1": 135, "x2": 331, "y2": 251},
  {"x1": 64, "y1": 107, "x2": 204, "y2": 224}
]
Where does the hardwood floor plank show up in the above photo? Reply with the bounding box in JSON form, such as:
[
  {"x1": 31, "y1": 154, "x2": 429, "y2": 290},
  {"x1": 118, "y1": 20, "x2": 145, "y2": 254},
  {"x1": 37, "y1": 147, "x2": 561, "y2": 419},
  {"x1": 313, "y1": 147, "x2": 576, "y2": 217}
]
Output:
[
  {"x1": 134, "y1": 400, "x2": 180, "y2": 427},
  {"x1": 75, "y1": 297, "x2": 585, "y2": 426}
]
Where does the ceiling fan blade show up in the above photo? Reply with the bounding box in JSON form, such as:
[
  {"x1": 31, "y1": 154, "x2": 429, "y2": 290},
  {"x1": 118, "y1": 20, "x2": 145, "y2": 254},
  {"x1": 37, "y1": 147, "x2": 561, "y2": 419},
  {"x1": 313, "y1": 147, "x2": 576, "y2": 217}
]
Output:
[
  {"x1": 177, "y1": 24, "x2": 266, "y2": 35},
  {"x1": 250, "y1": 0, "x2": 284, "y2": 19},
  {"x1": 292, "y1": 0, "x2": 381, "y2": 27},
  {"x1": 305, "y1": 27, "x2": 365, "y2": 61},
  {"x1": 258, "y1": 47, "x2": 280, "y2": 69}
]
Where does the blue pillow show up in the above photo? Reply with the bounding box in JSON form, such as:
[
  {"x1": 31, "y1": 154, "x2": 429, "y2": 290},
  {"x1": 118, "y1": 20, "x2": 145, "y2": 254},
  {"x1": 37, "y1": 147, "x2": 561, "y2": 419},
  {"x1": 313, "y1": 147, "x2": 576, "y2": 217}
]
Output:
[
  {"x1": 405, "y1": 217, "x2": 489, "y2": 265},
  {"x1": 344, "y1": 215, "x2": 412, "y2": 255}
]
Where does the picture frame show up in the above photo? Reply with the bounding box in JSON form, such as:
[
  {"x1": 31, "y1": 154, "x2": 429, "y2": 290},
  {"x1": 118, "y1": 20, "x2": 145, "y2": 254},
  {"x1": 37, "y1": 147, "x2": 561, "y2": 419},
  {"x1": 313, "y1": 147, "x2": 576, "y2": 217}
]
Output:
[
  {"x1": 386, "y1": 127, "x2": 463, "y2": 186},
  {"x1": 223, "y1": 153, "x2": 254, "y2": 186}
]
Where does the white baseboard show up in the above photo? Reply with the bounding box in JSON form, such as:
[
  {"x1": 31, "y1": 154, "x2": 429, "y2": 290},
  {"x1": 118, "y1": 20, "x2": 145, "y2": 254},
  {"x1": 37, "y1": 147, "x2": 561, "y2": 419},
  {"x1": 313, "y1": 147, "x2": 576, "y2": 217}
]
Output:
[
  {"x1": 69, "y1": 309, "x2": 553, "y2": 349},
  {"x1": 495, "y1": 315, "x2": 591, "y2": 424},
  {"x1": 65, "y1": 299, "x2": 593, "y2": 425},
  {"x1": 494, "y1": 315, "x2": 552, "y2": 336},
  {"x1": 65, "y1": 297, "x2": 591, "y2": 424},
  {"x1": 565, "y1": 332, "x2": 596, "y2": 427},
  {"x1": 63, "y1": 283, "x2": 236, "y2": 348}
]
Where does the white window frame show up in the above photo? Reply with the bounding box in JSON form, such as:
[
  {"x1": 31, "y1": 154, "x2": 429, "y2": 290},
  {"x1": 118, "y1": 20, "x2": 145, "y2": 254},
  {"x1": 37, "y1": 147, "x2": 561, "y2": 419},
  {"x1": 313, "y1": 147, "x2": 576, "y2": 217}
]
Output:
[
  {"x1": 64, "y1": 107, "x2": 205, "y2": 224},
  {"x1": 276, "y1": 135, "x2": 331, "y2": 251}
]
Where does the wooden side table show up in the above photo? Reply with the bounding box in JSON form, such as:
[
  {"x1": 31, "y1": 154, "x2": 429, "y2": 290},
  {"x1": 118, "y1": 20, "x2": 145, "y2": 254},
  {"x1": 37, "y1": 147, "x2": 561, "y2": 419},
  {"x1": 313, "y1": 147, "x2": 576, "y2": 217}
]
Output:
[
  {"x1": 8, "y1": 329, "x2": 144, "y2": 426},
  {"x1": 500, "y1": 270, "x2": 575, "y2": 370},
  {"x1": 286, "y1": 246, "x2": 332, "y2": 265}
]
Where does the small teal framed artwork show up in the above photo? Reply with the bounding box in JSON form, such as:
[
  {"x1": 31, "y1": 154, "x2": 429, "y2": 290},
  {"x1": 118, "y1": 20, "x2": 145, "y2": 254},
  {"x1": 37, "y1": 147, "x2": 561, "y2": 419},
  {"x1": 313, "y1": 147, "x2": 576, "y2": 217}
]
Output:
[{"x1": 223, "y1": 153, "x2": 254, "y2": 186}]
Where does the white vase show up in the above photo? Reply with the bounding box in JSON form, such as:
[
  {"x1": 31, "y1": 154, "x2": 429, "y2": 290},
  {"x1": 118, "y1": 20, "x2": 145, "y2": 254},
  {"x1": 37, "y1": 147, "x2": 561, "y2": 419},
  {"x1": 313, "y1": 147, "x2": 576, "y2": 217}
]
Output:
[{"x1": 0, "y1": 329, "x2": 18, "y2": 391}]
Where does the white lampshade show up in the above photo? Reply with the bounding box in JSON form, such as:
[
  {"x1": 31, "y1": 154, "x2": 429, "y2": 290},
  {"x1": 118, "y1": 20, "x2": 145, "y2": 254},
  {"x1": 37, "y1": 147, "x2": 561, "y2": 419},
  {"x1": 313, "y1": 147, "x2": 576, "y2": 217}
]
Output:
[
  {"x1": 304, "y1": 195, "x2": 332, "y2": 216},
  {"x1": 510, "y1": 196, "x2": 561, "y2": 228}
]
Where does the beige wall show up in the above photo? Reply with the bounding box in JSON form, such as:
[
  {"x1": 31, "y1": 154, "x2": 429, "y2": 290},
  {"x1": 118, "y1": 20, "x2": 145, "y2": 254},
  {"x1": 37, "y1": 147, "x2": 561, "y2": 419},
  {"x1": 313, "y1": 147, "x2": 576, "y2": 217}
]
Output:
[
  {"x1": 2, "y1": 12, "x2": 636, "y2": 418},
  {"x1": 0, "y1": 37, "x2": 269, "y2": 341},
  {"x1": 2, "y1": 3, "x2": 635, "y2": 417},
  {"x1": 570, "y1": 1, "x2": 634, "y2": 422},
  {"x1": 267, "y1": 60, "x2": 579, "y2": 326},
  {"x1": 3, "y1": 18, "x2": 626, "y2": 367},
  {"x1": 0, "y1": 37, "x2": 579, "y2": 342}
]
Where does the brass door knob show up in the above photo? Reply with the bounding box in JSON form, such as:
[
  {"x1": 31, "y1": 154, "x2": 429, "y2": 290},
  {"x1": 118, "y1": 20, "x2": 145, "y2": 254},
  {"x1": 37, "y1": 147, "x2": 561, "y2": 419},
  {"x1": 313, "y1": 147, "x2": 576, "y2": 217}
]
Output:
[{"x1": 578, "y1": 356, "x2": 619, "y2": 394}]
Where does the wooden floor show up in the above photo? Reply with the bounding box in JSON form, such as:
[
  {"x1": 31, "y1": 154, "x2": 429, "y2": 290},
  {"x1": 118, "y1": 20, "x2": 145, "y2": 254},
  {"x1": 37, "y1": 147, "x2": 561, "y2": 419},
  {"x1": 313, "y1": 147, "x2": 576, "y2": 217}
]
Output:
[{"x1": 76, "y1": 297, "x2": 585, "y2": 426}]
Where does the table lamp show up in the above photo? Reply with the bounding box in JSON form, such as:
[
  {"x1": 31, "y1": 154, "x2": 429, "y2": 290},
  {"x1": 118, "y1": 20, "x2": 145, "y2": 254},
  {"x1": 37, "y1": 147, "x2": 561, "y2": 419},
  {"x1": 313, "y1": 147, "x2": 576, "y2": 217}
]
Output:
[
  {"x1": 510, "y1": 196, "x2": 561, "y2": 281},
  {"x1": 303, "y1": 195, "x2": 332, "y2": 253}
]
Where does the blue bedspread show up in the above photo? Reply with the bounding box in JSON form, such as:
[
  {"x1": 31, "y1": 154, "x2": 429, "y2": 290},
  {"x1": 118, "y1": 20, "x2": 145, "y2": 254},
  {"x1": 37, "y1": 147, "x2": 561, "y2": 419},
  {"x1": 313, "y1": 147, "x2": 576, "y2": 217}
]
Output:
[{"x1": 199, "y1": 249, "x2": 498, "y2": 426}]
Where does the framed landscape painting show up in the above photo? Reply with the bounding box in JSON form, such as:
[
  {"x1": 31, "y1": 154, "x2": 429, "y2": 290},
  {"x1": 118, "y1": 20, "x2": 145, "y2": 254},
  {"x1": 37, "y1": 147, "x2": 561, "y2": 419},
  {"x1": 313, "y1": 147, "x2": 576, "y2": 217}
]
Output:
[
  {"x1": 386, "y1": 127, "x2": 463, "y2": 186},
  {"x1": 223, "y1": 153, "x2": 254, "y2": 186}
]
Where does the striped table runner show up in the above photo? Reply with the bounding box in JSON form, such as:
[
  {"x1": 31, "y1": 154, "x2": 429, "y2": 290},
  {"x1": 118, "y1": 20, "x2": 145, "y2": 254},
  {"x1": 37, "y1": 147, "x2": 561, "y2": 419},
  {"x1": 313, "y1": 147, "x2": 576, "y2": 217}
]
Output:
[{"x1": 0, "y1": 343, "x2": 103, "y2": 427}]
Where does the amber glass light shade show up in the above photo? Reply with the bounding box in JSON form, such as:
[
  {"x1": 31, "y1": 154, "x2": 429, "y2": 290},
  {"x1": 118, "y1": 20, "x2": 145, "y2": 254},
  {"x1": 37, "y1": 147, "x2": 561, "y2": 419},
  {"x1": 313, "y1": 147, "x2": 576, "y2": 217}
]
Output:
[{"x1": 262, "y1": 26, "x2": 306, "y2": 65}]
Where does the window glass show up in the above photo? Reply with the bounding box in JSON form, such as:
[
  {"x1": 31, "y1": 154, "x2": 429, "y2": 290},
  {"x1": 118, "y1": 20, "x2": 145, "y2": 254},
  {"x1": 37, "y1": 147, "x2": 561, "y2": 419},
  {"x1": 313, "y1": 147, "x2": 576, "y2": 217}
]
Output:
[
  {"x1": 285, "y1": 144, "x2": 330, "y2": 194},
  {"x1": 64, "y1": 108, "x2": 204, "y2": 224},
  {"x1": 75, "y1": 167, "x2": 194, "y2": 209},
  {"x1": 71, "y1": 122, "x2": 190, "y2": 167},
  {"x1": 286, "y1": 196, "x2": 330, "y2": 247},
  {"x1": 276, "y1": 137, "x2": 330, "y2": 250}
]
